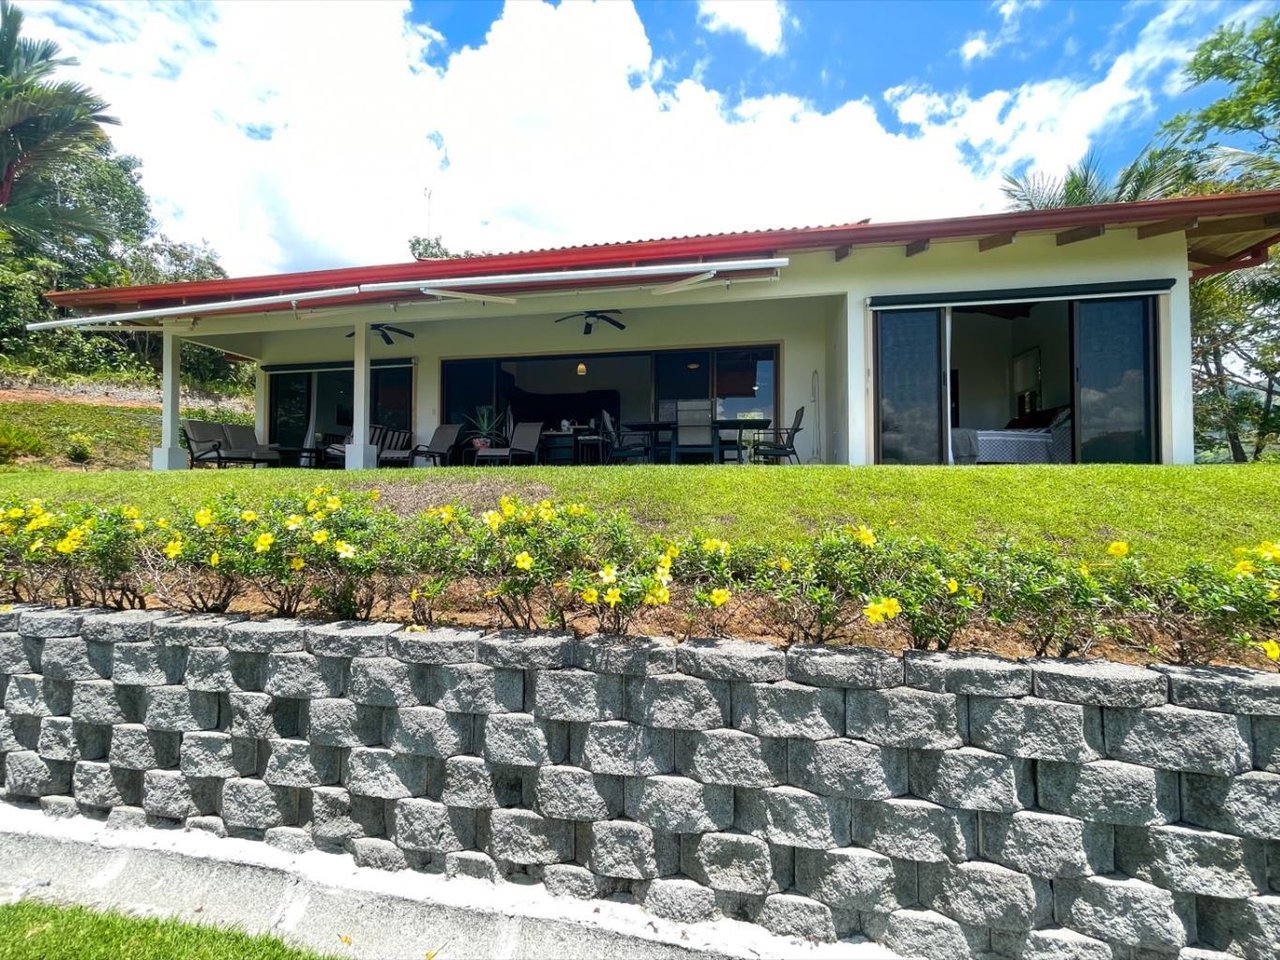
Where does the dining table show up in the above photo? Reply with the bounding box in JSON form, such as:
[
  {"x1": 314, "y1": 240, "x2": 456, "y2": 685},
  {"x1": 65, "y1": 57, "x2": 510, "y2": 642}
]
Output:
[
  {"x1": 623, "y1": 420, "x2": 677, "y2": 464},
  {"x1": 712, "y1": 418, "x2": 771, "y2": 464}
]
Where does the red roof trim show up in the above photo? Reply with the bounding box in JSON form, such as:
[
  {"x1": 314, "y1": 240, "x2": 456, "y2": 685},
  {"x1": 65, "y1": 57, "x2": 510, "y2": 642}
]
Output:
[{"x1": 46, "y1": 190, "x2": 1280, "y2": 312}]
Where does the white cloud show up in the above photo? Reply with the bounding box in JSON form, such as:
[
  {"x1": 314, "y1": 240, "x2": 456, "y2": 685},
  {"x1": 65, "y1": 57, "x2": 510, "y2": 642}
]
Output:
[
  {"x1": 959, "y1": 0, "x2": 1045, "y2": 64},
  {"x1": 961, "y1": 34, "x2": 993, "y2": 63},
  {"x1": 696, "y1": 0, "x2": 789, "y2": 56},
  {"x1": 17, "y1": 0, "x2": 1261, "y2": 277}
]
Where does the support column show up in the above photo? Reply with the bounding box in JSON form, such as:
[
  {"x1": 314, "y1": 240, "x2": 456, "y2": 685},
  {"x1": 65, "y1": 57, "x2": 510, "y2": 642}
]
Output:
[
  {"x1": 346, "y1": 319, "x2": 377, "y2": 469},
  {"x1": 151, "y1": 329, "x2": 187, "y2": 471},
  {"x1": 845, "y1": 293, "x2": 871, "y2": 465}
]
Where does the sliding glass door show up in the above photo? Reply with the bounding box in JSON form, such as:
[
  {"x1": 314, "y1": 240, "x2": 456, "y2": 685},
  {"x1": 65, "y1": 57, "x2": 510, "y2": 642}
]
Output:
[
  {"x1": 1073, "y1": 298, "x2": 1157, "y2": 463},
  {"x1": 875, "y1": 308, "x2": 945, "y2": 464}
]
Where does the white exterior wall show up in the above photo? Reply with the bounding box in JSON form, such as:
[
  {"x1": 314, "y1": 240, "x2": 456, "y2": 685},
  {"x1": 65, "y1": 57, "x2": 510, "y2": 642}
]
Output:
[{"x1": 186, "y1": 226, "x2": 1194, "y2": 466}]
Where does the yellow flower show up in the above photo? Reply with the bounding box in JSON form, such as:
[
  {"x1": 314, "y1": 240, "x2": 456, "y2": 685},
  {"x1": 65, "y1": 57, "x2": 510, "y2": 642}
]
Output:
[
  {"x1": 1260, "y1": 639, "x2": 1280, "y2": 661},
  {"x1": 483, "y1": 510, "x2": 504, "y2": 533},
  {"x1": 430, "y1": 504, "x2": 456, "y2": 524},
  {"x1": 27, "y1": 537, "x2": 44, "y2": 553},
  {"x1": 863, "y1": 600, "x2": 886, "y2": 624},
  {"x1": 604, "y1": 587, "x2": 623, "y2": 608},
  {"x1": 581, "y1": 586, "x2": 599, "y2": 604},
  {"x1": 537, "y1": 500, "x2": 556, "y2": 522},
  {"x1": 1106, "y1": 541, "x2": 1130, "y2": 558},
  {"x1": 311, "y1": 511, "x2": 328, "y2": 522},
  {"x1": 405, "y1": 624, "x2": 427, "y2": 633},
  {"x1": 54, "y1": 535, "x2": 80, "y2": 554},
  {"x1": 518, "y1": 509, "x2": 535, "y2": 524},
  {"x1": 289, "y1": 556, "x2": 305, "y2": 571},
  {"x1": 24, "y1": 514, "x2": 51, "y2": 532},
  {"x1": 122, "y1": 505, "x2": 140, "y2": 520},
  {"x1": 1078, "y1": 563, "x2": 1090, "y2": 577},
  {"x1": 1268, "y1": 582, "x2": 1280, "y2": 602},
  {"x1": 1234, "y1": 559, "x2": 1259, "y2": 577},
  {"x1": 285, "y1": 514, "x2": 305, "y2": 531},
  {"x1": 708, "y1": 587, "x2": 731, "y2": 608},
  {"x1": 567, "y1": 503, "x2": 586, "y2": 517},
  {"x1": 240, "y1": 510, "x2": 258, "y2": 523},
  {"x1": 656, "y1": 554, "x2": 672, "y2": 572},
  {"x1": 254, "y1": 532, "x2": 275, "y2": 553},
  {"x1": 500, "y1": 496, "x2": 517, "y2": 518},
  {"x1": 335, "y1": 540, "x2": 356, "y2": 560},
  {"x1": 701, "y1": 538, "x2": 731, "y2": 556},
  {"x1": 644, "y1": 584, "x2": 671, "y2": 605},
  {"x1": 339, "y1": 934, "x2": 352, "y2": 947},
  {"x1": 0, "y1": 603, "x2": 11, "y2": 613},
  {"x1": 325, "y1": 495, "x2": 342, "y2": 512},
  {"x1": 156, "y1": 517, "x2": 170, "y2": 529},
  {"x1": 966, "y1": 585, "x2": 985, "y2": 603},
  {"x1": 209, "y1": 552, "x2": 220, "y2": 568},
  {"x1": 368, "y1": 488, "x2": 381, "y2": 501},
  {"x1": 776, "y1": 557, "x2": 793, "y2": 572},
  {"x1": 306, "y1": 498, "x2": 320, "y2": 513},
  {"x1": 163, "y1": 539, "x2": 184, "y2": 559},
  {"x1": 853, "y1": 525, "x2": 877, "y2": 548},
  {"x1": 945, "y1": 578, "x2": 958, "y2": 594},
  {"x1": 514, "y1": 551, "x2": 534, "y2": 571},
  {"x1": 1258, "y1": 541, "x2": 1280, "y2": 563},
  {"x1": 194, "y1": 508, "x2": 214, "y2": 528},
  {"x1": 311, "y1": 530, "x2": 330, "y2": 545},
  {"x1": 131, "y1": 520, "x2": 146, "y2": 532},
  {"x1": 6, "y1": 507, "x2": 24, "y2": 518},
  {"x1": 664, "y1": 543, "x2": 680, "y2": 559},
  {"x1": 880, "y1": 598, "x2": 902, "y2": 619},
  {"x1": 599, "y1": 564, "x2": 618, "y2": 585},
  {"x1": 311, "y1": 484, "x2": 328, "y2": 497}
]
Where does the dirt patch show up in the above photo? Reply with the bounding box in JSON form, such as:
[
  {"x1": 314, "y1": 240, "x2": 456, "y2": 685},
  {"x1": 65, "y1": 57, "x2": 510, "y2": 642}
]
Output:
[
  {"x1": 367, "y1": 475, "x2": 558, "y2": 518},
  {"x1": 0, "y1": 378, "x2": 251, "y2": 413}
]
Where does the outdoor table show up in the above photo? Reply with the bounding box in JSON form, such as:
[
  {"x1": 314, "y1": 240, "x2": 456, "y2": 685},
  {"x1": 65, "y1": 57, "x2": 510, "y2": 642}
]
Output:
[
  {"x1": 624, "y1": 420, "x2": 677, "y2": 464},
  {"x1": 712, "y1": 418, "x2": 771, "y2": 464},
  {"x1": 274, "y1": 446, "x2": 325, "y2": 468}
]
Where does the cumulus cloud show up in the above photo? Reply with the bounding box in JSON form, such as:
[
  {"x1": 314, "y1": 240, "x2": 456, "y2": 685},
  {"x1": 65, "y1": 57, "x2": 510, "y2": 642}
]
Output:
[
  {"x1": 18, "y1": 0, "x2": 1259, "y2": 277},
  {"x1": 959, "y1": 0, "x2": 1045, "y2": 64},
  {"x1": 696, "y1": 0, "x2": 790, "y2": 56}
]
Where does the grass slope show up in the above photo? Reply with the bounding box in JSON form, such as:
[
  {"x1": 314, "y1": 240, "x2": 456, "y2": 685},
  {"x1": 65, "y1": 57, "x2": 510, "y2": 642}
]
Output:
[
  {"x1": 0, "y1": 463, "x2": 1276, "y2": 571},
  {"x1": 0, "y1": 901, "x2": 330, "y2": 960}
]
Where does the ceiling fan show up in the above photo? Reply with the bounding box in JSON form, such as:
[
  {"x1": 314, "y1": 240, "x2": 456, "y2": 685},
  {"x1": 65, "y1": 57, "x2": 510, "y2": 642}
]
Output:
[
  {"x1": 555, "y1": 309, "x2": 625, "y2": 336},
  {"x1": 346, "y1": 323, "x2": 416, "y2": 345}
]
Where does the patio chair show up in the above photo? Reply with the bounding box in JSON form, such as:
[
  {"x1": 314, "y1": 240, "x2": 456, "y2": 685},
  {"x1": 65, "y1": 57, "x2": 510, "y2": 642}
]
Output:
[
  {"x1": 376, "y1": 427, "x2": 414, "y2": 467},
  {"x1": 221, "y1": 422, "x2": 282, "y2": 467},
  {"x1": 475, "y1": 421, "x2": 543, "y2": 466},
  {"x1": 409, "y1": 423, "x2": 463, "y2": 467},
  {"x1": 601, "y1": 410, "x2": 649, "y2": 464},
  {"x1": 181, "y1": 419, "x2": 231, "y2": 468},
  {"x1": 674, "y1": 399, "x2": 715, "y2": 463},
  {"x1": 322, "y1": 425, "x2": 387, "y2": 468},
  {"x1": 753, "y1": 406, "x2": 805, "y2": 464}
]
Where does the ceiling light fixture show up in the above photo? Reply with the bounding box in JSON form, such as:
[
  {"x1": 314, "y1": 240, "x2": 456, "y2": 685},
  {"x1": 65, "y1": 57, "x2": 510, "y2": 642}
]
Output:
[
  {"x1": 577, "y1": 361, "x2": 587, "y2": 376},
  {"x1": 687, "y1": 362, "x2": 701, "y2": 370}
]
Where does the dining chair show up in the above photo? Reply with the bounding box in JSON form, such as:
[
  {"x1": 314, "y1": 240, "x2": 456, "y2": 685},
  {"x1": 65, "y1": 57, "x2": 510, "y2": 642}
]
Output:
[
  {"x1": 475, "y1": 421, "x2": 543, "y2": 465},
  {"x1": 601, "y1": 410, "x2": 649, "y2": 464},
  {"x1": 409, "y1": 423, "x2": 463, "y2": 467},
  {"x1": 675, "y1": 399, "x2": 715, "y2": 463},
  {"x1": 754, "y1": 406, "x2": 805, "y2": 464}
]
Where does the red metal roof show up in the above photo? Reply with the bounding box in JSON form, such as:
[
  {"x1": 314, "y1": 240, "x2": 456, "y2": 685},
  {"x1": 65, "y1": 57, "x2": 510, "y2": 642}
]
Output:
[{"x1": 46, "y1": 190, "x2": 1280, "y2": 314}]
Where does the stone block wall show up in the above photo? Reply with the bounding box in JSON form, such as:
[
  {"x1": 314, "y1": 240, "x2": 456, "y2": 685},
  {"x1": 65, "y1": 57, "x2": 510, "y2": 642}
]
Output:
[{"x1": 2, "y1": 604, "x2": 1278, "y2": 959}]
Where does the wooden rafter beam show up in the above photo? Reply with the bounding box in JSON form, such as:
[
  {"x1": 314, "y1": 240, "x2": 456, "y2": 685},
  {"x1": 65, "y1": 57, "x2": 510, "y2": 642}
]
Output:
[
  {"x1": 834, "y1": 245, "x2": 851, "y2": 262},
  {"x1": 1056, "y1": 225, "x2": 1105, "y2": 247},
  {"x1": 905, "y1": 239, "x2": 930, "y2": 258},
  {"x1": 1186, "y1": 213, "x2": 1280, "y2": 238},
  {"x1": 978, "y1": 232, "x2": 1015, "y2": 253},
  {"x1": 1136, "y1": 217, "x2": 1198, "y2": 240},
  {"x1": 1188, "y1": 249, "x2": 1233, "y2": 266}
]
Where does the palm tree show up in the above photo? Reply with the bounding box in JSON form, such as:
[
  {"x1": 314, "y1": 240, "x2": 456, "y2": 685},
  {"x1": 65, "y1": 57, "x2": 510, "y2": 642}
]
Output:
[
  {"x1": 0, "y1": 0, "x2": 116, "y2": 249},
  {"x1": 1001, "y1": 146, "x2": 1197, "y2": 210}
]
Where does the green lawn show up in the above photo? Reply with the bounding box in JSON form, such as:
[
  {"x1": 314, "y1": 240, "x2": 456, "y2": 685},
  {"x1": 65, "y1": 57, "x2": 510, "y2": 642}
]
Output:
[
  {"x1": 1, "y1": 463, "x2": 1276, "y2": 571},
  {"x1": 0, "y1": 901, "x2": 330, "y2": 960}
]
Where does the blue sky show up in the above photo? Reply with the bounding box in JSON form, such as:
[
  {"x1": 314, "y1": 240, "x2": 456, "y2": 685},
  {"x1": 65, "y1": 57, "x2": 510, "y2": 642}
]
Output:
[{"x1": 26, "y1": 0, "x2": 1275, "y2": 275}]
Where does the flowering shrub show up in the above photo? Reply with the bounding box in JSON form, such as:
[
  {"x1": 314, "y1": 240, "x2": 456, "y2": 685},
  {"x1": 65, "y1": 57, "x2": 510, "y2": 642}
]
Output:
[{"x1": 0, "y1": 492, "x2": 1277, "y2": 668}]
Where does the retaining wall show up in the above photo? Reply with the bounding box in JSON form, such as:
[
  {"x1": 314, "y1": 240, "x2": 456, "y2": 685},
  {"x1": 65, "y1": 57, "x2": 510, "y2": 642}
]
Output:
[{"x1": 1, "y1": 603, "x2": 1278, "y2": 960}]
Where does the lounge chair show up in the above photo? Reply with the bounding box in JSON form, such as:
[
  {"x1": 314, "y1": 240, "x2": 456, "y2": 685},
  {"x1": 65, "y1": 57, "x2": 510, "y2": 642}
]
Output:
[
  {"x1": 181, "y1": 419, "x2": 279, "y2": 468},
  {"x1": 376, "y1": 427, "x2": 414, "y2": 467},
  {"x1": 754, "y1": 406, "x2": 805, "y2": 464},
  {"x1": 475, "y1": 421, "x2": 543, "y2": 465},
  {"x1": 601, "y1": 411, "x2": 649, "y2": 464},
  {"x1": 409, "y1": 424, "x2": 463, "y2": 467}
]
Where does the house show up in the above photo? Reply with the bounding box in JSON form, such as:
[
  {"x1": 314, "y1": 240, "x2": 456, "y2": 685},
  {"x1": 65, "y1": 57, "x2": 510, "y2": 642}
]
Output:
[{"x1": 35, "y1": 190, "x2": 1280, "y2": 469}]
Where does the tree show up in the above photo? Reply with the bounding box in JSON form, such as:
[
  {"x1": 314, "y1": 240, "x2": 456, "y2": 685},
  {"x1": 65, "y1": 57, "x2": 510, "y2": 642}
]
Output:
[
  {"x1": 0, "y1": 0, "x2": 117, "y2": 250},
  {"x1": 1001, "y1": 147, "x2": 1197, "y2": 210},
  {"x1": 407, "y1": 234, "x2": 485, "y2": 259}
]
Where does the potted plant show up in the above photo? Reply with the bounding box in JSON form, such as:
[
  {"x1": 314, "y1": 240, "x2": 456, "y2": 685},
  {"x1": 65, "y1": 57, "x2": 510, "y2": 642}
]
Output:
[{"x1": 465, "y1": 406, "x2": 504, "y2": 449}]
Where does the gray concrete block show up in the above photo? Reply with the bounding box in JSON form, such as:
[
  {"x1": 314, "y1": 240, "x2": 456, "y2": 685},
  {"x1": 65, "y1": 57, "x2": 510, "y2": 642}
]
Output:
[
  {"x1": 846, "y1": 687, "x2": 966, "y2": 749},
  {"x1": 439, "y1": 755, "x2": 522, "y2": 809},
  {"x1": 577, "y1": 819, "x2": 674, "y2": 879},
  {"x1": 476, "y1": 630, "x2": 573, "y2": 671},
  {"x1": 736, "y1": 786, "x2": 850, "y2": 849},
  {"x1": 347, "y1": 656, "x2": 427, "y2": 707},
  {"x1": 185, "y1": 648, "x2": 265, "y2": 693},
  {"x1": 142, "y1": 685, "x2": 219, "y2": 732},
  {"x1": 543, "y1": 863, "x2": 612, "y2": 900},
  {"x1": 142, "y1": 769, "x2": 217, "y2": 819},
  {"x1": 851, "y1": 797, "x2": 976, "y2": 862},
  {"x1": 969, "y1": 695, "x2": 1104, "y2": 762},
  {"x1": 758, "y1": 892, "x2": 836, "y2": 942},
  {"x1": 344, "y1": 746, "x2": 429, "y2": 799},
  {"x1": 794, "y1": 845, "x2": 907, "y2": 913},
  {"x1": 1115, "y1": 823, "x2": 1269, "y2": 899},
  {"x1": 999, "y1": 928, "x2": 1114, "y2": 960},
  {"x1": 180, "y1": 731, "x2": 256, "y2": 779},
  {"x1": 382, "y1": 706, "x2": 469, "y2": 757},
  {"x1": 910, "y1": 746, "x2": 1034, "y2": 812},
  {"x1": 572, "y1": 634, "x2": 678, "y2": 676},
  {"x1": 36, "y1": 716, "x2": 108, "y2": 762},
  {"x1": 308, "y1": 698, "x2": 384, "y2": 747},
  {"x1": 0, "y1": 631, "x2": 40, "y2": 674},
  {"x1": 904, "y1": 650, "x2": 1032, "y2": 696},
  {"x1": 264, "y1": 825, "x2": 313, "y2": 853},
  {"x1": 152, "y1": 613, "x2": 242, "y2": 647},
  {"x1": 219, "y1": 777, "x2": 297, "y2": 829},
  {"x1": 1105, "y1": 705, "x2": 1252, "y2": 776},
  {"x1": 5, "y1": 674, "x2": 72, "y2": 717},
  {"x1": 980, "y1": 810, "x2": 1113, "y2": 878},
  {"x1": 477, "y1": 712, "x2": 567, "y2": 767},
  {"x1": 860, "y1": 908, "x2": 990, "y2": 960},
  {"x1": 533, "y1": 765, "x2": 622, "y2": 821},
  {"x1": 111, "y1": 643, "x2": 186, "y2": 687},
  {"x1": 568, "y1": 720, "x2": 674, "y2": 776},
  {"x1": 385, "y1": 626, "x2": 479, "y2": 664},
  {"x1": 1153, "y1": 664, "x2": 1280, "y2": 716},
  {"x1": 677, "y1": 637, "x2": 786, "y2": 683},
  {"x1": 634, "y1": 877, "x2": 717, "y2": 922},
  {"x1": 308, "y1": 786, "x2": 384, "y2": 845},
  {"x1": 624, "y1": 775, "x2": 733, "y2": 832},
  {"x1": 4, "y1": 750, "x2": 72, "y2": 796},
  {"x1": 680, "y1": 831, "x2": 783, "y2": 895},
  {"x1": 224, "y1": 618, "x2": 309, "y2": 653},
  {"x1": 1197, "y1": 894, "x2": 1280, "y2": 959},
  {"x1": 69, "y1": 680, "x2": 138, "y2": 726},
  {"x1": 532, "y1": 668, "x2": 623, "y2": 722},
  {"x1": 1182, "y1": 771, "x2": 1280, "y2": 840},
  {"x1": 19, "y1": 607, "x2": 91, "y2": 639},
  {"x1": 787, "y1": 737, "x2": 907, "y2": 800},
  {"x1": 1038, "y1": 760, "x2": 1180, "y2": 826},
  {"x1": 40, "y1": 637, "x2": 111, "y2": 681},
  {"x1": 80, "y1": 609, "x2": 173, "y2": 644},
  {"x1": 104, "y1": 805, "x2": 147, "y2": 830},
  {"x1": 919, "y1": 859, "x2": 1052, "y2": 931},
  {"x1": 1033, "y1": 659, "x2": 1167, "y2": 707},
  {"x1": 428, "y1": 662, "x2": 523, "y2": 714},
  {"x1": 108, "y1": 723, "x2": 180, "y2": 770},
  {"x1": 227, "y1": 692, "x2": 299, "y2": 739},
  {"x1": 263, "y1": 652, "x2": 345, "y2": 699},
  {"x1": 675, "y1": 728, "x2": 786, "y2": 787},
  {"x1": 72, "y1": 760, "x2": 141, "y2": 808},
  {"x1": 39, "y1": 795, "x2": 79, "y2": 819},
  {"x1": 388, "y1": 797, "x2": 475, "y2": 853},
  {"x1": 786, "y1": 645, "x2": 903, "y2": 689},
  {"x1": 444, "y1": 850, "x2": 500, "y2": 882},
  {"x1": 0, "y1": 712, "x2": 38, "y2": 752},
  {"x1": 305, "y1": 620, "x2": 399, "y2": 659},
  {"x1": 349, "y1": 836, "x2": 411, "y2": 871},
  {"x1": 732, "y1": 681, "x2": 843, "y2": 740},
  {"x1": 1254, "y1": 716, "x2": 1280, "y2": 773},
  {"x1": 263, "y1": 738, "x2": 340, "y2": 787},
  {"x1": 626, "y1": 674, "x2": 730, "y2": 730},
  {"x1": 1055, "y1": 875, "x2": 1194, "y2": 950},
  {"x1": 485, "y1": 808, "x2": 574, "y2": 864}
]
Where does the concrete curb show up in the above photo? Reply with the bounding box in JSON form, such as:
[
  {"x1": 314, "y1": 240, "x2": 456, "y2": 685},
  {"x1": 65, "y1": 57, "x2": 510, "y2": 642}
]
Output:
[{"x1": 0, "y1": 803, "x2": 897, "y2": 960}]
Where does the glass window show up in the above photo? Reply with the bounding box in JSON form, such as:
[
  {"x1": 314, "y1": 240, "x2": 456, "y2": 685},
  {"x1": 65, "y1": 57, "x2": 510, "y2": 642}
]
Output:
[
  {"x1": 372, "y1": 367, "x2": 413, "y2": 431},
  {"x1": 314, "y1": 370, "x2": 354, "y2": 439},
  {"x1": 654, "y1": 351, "x2": 710, "y2": 422},
  {"x1": 442, "y1": 359, "x2": 496, "y2": 432},
  {"x1": 714, "y1": 348, "x2": 775, "y2": 421},
  {"x1": 876, "y1": 309, "x2": 944, "y2": 464},
  {"x1": 1074, "y1": 298, "x2": 1156, "y2": 463},
  {"x1": 268, "y1": 372, "x2": 311, "y2": 447}
]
